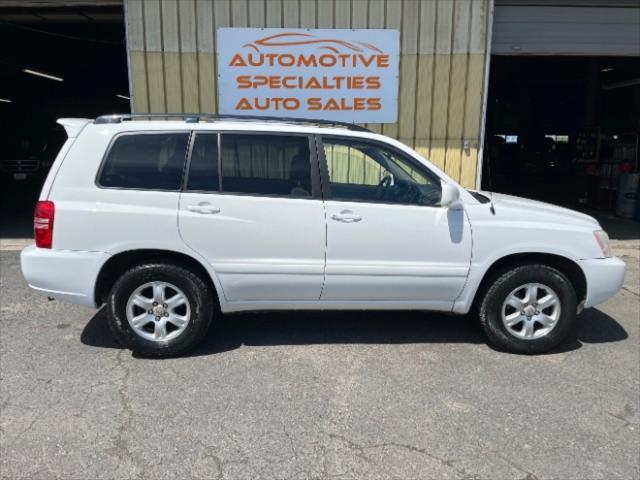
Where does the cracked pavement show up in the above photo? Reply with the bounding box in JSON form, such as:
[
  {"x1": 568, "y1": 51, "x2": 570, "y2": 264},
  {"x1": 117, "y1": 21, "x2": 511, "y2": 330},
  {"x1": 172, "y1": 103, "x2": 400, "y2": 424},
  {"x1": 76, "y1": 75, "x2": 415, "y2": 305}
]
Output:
[{"x1": 1, "y1": 241, "x2": 638, "y2": 479}]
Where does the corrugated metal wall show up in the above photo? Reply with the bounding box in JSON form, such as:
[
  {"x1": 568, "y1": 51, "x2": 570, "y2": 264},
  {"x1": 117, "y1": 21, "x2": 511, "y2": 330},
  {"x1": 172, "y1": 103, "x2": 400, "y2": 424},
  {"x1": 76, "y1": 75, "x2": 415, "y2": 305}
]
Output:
[
  {"x1": 124, "y1": 0, "x2": 493, "y2": 188},
  {"x1": 493, "y1": 5, "x2": 640, "y2": 56}
]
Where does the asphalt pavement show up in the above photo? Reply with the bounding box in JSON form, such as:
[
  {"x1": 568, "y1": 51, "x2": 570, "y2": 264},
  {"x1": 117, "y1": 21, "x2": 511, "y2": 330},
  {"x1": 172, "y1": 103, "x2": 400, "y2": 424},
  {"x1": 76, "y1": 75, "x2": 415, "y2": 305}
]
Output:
[{"x1": 1, "y1": 237, "x2": 638, "y2": 479}]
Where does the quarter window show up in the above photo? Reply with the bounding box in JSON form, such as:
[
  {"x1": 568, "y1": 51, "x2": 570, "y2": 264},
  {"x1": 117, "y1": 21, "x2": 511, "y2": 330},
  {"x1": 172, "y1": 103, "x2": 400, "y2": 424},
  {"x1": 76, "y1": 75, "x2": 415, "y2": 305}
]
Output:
[
  {"x1": 99, "y1": 133, "x2": 190, "y2": 190},
  {"x1": 323, "y1": 138, "x2": 442, "y2": 206},
  {"x1": 220, "y1": 134, "x2": 312, "y2": 197}
]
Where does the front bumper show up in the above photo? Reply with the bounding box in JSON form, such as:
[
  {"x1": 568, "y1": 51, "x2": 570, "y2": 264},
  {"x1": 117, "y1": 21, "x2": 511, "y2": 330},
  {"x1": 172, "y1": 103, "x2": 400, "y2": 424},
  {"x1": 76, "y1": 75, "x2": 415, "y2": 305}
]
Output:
[
  {"x1": 577, "y1": 256, "x2": 626, "y2": 308},
  {"x1": 20, "y1": 245, "x2": 109, "y2": 308}
]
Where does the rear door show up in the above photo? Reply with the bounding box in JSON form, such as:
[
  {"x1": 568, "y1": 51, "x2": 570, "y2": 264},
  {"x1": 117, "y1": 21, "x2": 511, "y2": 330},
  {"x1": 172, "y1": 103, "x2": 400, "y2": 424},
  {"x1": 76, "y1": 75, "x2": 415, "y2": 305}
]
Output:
[
  {"x1": 319, "y1": 135, "x2": 472, "y2": 309},
  {"x1": 178, "y1": 131, "x2": 326, "y2": 302}
]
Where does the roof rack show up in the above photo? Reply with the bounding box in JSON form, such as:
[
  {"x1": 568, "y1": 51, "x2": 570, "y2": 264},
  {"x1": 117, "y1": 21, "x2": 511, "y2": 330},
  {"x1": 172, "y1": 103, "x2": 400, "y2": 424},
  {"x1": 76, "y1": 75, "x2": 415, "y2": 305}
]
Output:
[{"x1": 94, "y1": 113, "x2": 372, "y2": 133}]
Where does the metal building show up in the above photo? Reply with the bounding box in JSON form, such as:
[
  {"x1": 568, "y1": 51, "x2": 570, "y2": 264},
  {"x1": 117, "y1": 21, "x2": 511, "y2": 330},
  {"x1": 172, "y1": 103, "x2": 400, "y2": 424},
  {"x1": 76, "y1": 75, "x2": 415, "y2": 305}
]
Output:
[{"x1": 124, "y1": 0, "x2": 492, "y2": 188}]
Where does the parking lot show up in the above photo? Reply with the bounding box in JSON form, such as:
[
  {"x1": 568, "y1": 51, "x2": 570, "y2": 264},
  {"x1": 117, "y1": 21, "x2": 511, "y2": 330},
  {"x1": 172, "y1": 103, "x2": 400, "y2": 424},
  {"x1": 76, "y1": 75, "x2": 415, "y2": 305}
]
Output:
[{"x1": 1, "y1": 218, "x2": 638, "y2": 480}]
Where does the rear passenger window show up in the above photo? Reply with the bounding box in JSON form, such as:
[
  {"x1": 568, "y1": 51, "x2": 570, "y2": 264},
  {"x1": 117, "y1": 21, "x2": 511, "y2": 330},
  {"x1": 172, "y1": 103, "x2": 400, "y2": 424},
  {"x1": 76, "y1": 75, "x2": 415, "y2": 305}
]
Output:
[
  {"x1": 99, "y1": 133, "x2": 190, "y2": 190},
  {"x1": 186, "y1": 133, "x2": 219, "y2": 192},
  {"x1": 220, "y1": 134, "x2": 312, "y2": 197}
]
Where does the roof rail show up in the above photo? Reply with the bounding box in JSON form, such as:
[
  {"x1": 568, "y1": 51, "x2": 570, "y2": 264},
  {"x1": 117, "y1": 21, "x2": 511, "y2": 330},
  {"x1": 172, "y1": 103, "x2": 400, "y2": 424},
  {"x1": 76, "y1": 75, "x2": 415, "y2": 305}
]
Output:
[{"x1": 94, "y1": 113, "x2": 372, "y2": 133}]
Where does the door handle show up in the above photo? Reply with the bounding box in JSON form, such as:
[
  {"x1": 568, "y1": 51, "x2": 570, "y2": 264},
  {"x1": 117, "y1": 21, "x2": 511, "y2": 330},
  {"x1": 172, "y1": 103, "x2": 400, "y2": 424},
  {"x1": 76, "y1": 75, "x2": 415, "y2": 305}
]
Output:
[
  {"x1": 187, "y1": 203, "x2": 221, "y2": 214},
  {"x1": 331, "y1": 210, "x2": 362, "y2": 223}
]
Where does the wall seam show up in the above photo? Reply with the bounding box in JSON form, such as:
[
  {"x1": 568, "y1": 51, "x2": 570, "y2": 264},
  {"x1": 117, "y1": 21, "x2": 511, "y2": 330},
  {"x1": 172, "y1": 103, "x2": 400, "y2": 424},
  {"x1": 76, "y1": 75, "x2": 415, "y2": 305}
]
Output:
[
  {"x1": 123, "y1": 0, "x2": 134, "y2": 112},
  {"x1": 142, "y1": 0, "x2": 151, "y2": 111},
  {"x1": 476, "y1": 0, "x2": 494, "y2": 188},
  {"x1": 443, "y1": 0, "x2": 457, "y2": 173},
  {"x1": 195, "y1": 0, "x2": 201, "y2": 113},
  {"x1": 411, "y1": 0, "x2": 422, "y2": 149},
  {"x1": 159, "y1": 0, "x2": 167, "y2": 112},
  {"x1": 427, "y1": 0, "x2": 439, "y2": 158},
  {"x1": 212, "y1": 0, "x2": 218, "y2": 113},
  {"x1": 176, "y1": 0, "x2": 184, "y2": 113},
  {"x1": 263, "y1": 0, "x2": 267, "y2": 26},
  {"x1": 459, "y1": 0, "x2": 473, "y2": 183}
]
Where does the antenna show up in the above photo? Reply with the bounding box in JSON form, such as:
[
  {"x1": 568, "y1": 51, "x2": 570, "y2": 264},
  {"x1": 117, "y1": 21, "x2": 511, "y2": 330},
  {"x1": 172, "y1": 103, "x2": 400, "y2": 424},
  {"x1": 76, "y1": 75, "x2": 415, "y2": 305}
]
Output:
[{"x1": 484, "y1": 137, "x2": 496, "y2": 215}]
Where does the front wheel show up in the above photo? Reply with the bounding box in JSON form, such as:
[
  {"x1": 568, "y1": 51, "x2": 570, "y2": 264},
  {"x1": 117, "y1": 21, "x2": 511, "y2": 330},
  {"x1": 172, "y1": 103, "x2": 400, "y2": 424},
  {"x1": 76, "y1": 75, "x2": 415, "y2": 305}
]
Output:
[
  {"x1": 479, "y1": 264, "x2": 577, "y2": 354},
  {"x1": 107, "y1": 263, "x2": 214, "y2": 358}
]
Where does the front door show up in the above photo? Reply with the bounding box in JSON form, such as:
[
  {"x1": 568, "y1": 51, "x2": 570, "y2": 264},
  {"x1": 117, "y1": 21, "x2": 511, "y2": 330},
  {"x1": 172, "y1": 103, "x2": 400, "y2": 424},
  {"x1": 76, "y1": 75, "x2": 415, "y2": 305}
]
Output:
[
  {"x1": 179, "y1": 131, "x2": 325, "y2": 302},
  {"x1": 319, "y1": 136, "x2": 472, "y2": 310}
]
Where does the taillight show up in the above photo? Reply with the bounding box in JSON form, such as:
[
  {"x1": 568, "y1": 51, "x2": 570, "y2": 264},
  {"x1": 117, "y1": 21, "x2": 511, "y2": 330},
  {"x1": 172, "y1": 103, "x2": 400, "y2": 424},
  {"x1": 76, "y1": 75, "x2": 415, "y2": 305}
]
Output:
[{"x1": 34, "y1": 201, "x2": 55, "y2": 249}]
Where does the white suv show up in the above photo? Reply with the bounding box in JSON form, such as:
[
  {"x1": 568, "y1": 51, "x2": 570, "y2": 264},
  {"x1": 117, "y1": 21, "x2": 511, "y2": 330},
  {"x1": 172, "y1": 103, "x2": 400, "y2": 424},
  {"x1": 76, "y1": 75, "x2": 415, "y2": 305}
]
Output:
[{"x1": 21, "y1": 114, "x2": 625, "y2": 357}]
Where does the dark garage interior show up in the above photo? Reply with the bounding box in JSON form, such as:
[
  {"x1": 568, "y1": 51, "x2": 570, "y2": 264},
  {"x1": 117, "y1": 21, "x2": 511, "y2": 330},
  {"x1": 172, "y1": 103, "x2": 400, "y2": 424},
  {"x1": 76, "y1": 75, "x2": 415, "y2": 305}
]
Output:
[
  {"x1": 483, "y1": 55, "x2": 640, "y2": 218},
  {"x1": 0, "y1": 4, "x2": 129, "y2": 237}
]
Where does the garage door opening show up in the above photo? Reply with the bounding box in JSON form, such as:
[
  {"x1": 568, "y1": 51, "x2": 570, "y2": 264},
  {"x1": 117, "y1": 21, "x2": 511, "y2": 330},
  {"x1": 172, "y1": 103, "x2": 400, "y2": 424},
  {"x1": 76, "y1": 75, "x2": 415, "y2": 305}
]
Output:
[
  {"x1": 0, "y1": 4, "x2": 129, "y2": 238},
  {"x1": 482, "y1": 56, "x2": 640, "y2": 215}
]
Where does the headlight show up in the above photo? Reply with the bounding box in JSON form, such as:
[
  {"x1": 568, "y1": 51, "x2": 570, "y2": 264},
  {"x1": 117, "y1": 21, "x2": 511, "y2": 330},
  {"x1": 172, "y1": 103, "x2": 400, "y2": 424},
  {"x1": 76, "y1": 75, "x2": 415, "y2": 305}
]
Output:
[{"x1": 593, "y1": 229, "x2": 611, "y2": 257}]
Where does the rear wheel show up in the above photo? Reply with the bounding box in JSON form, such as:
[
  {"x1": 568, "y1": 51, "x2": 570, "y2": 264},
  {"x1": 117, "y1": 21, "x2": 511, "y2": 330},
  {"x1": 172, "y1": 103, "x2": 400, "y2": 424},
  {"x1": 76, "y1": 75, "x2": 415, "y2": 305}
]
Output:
[
  {"x1": 479, "y1": 264, "x2": 577, "y2": 354},
  {"x1": 107, "y1": 263, "x2": 213, "y2": 358}
]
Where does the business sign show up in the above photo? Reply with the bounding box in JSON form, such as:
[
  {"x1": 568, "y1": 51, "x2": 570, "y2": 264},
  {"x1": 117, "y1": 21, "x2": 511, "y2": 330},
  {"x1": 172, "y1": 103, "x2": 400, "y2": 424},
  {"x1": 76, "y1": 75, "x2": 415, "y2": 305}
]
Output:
[{"x1": 216, "y1": 28, "x2": 399, "y2": 123}]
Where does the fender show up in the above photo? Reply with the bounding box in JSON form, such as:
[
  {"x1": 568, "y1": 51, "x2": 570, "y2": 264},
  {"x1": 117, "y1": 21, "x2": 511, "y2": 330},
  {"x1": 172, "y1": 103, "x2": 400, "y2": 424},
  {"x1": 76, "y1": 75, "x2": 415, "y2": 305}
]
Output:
[
  {"x1": 453, "y1": 246, "x2": 585, "y2": 314},
  {"x1": 95, "y1": 242, "x2": 228, "y2": 310}
]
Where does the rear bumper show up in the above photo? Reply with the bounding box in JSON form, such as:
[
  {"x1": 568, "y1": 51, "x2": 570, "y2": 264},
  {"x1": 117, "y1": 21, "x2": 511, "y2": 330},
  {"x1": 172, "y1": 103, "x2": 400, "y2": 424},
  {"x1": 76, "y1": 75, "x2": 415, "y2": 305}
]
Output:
[
  {"x1": 577, "y1": 256, "x2": 626, "y2": 308},
  {"x1": 20, "y1": 245, "x2": 109, "y2": 308}
]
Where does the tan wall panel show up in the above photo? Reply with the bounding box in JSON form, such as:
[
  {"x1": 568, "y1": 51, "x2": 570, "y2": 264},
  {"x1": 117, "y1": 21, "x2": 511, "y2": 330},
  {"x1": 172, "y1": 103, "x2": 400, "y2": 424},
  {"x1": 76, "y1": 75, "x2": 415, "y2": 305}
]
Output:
[
  {"x1": 163, "y1": 51, "x2": 182, "y2": 112},
  {"x1": 129, "y1": 51, "x2": 149, "y2": 112},
  {"x1": 464, "y1": 53, "x2": 486, "y2": 140},
  {"x1": 459, "y1": 53, "x2": 487, "y2": 188},
  {"x1": 124, "y1": 0, "x2": 492, "y2": 187},
  {"x1": 145, "y1": 52, "x2": 166, "y2": 112},
  {"x1": 181, "y1": 52, "x2": 200, "y2": 112},
  {"x1": 429, "y1": 138, "x2": 447, "y2": 171},
  {"x1": 444, "y1": 139, "x2": 463, "y2": 180},
  {"x1": 444, "y1": 53, "x2": 468, "y2": 179},
  {"x1": 413, "y1": 55, "x2": 434, "y2": 146},
  {"x1": 398, "y1": 55, "x2": 417, "y2": 142},
  {"x1": 414, "y1": 143, "x2": 430, "y2": 162},
  {"x1": 198, "y1": 53, "x2": 216, "y2": 112},
  {"x1": 430, "y1": 53, "x2": 451, "y2": 142},
  {"x1": 446, "y1": 54, "x2": 469, "y2": 139},
  {"x1": 460, "y1": 147, "x2": 479, "y2": 188}
]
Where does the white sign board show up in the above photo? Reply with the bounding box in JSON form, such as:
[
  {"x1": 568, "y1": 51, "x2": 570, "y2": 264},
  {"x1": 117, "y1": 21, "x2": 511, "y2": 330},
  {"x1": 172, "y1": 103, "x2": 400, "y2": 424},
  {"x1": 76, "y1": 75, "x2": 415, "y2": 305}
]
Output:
[{"x1": 216, "y1": 28, "x2": 400, "y2": 123}]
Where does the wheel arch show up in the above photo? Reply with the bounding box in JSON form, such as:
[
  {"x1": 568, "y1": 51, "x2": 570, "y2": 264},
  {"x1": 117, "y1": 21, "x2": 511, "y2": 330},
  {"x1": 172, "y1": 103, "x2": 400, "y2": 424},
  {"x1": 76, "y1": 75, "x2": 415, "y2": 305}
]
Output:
[
  {"x1": 94, "y1": 249, "x2": 221, "y2": 309},
  {"x1": 472, "y1": 252, "x2": 587, "y2": 311}
]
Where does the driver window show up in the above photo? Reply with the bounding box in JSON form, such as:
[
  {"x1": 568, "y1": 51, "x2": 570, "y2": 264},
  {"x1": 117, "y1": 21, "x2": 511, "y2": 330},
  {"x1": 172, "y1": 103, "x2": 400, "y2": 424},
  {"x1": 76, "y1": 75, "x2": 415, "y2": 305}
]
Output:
[{"x1": 322, "y1": 137, "x2": 442, "y2": 206}]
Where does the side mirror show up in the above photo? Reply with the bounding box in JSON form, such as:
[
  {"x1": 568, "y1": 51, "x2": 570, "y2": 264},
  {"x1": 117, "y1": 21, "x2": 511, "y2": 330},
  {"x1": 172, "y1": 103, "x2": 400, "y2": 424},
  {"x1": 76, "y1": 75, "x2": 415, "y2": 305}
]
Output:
[{"x1": 440, "y1": 182, "x2": 463, "y2": 209}]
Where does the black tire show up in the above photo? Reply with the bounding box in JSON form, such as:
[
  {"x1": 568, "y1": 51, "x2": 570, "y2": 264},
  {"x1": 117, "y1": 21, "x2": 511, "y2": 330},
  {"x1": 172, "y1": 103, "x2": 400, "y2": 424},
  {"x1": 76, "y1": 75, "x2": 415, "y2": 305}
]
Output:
[
  {"x1": 107, "y1": 262, "x2": 214, "y2": 358},
  {"x1": 479, "y1": 264, "x2": 577, "y2": 354}
]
